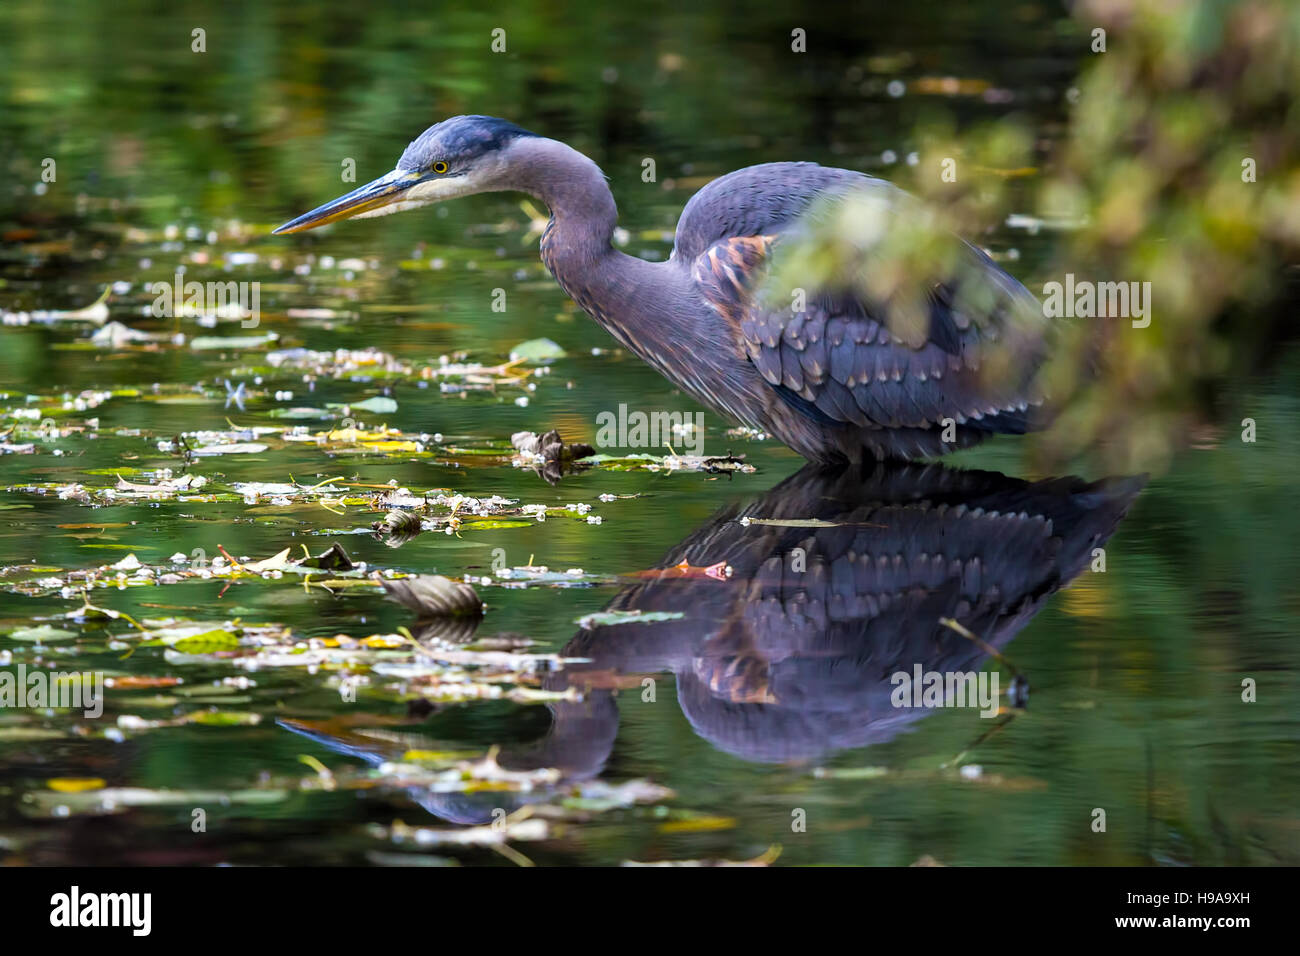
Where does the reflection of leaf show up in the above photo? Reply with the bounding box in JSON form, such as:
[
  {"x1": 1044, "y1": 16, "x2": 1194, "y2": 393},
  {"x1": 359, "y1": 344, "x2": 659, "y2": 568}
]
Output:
[
  {"x1": 625, "y1": 560, "x2": 729, "y2": 581},
  {"x1": 408, "y1": 616, "x2": 483, "y2": 645},
  {"x1": 372, "y1": 511, "x2": 422, "y2": 540}
]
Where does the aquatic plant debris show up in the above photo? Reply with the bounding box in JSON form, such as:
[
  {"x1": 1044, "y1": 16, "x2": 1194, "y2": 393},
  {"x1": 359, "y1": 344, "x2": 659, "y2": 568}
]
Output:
[{"x1": 380, "y1": 574, "x2": 484, "y2": 617}]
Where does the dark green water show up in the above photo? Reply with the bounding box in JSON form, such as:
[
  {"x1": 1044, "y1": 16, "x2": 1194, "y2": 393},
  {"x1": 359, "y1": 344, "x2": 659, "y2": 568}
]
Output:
[{"x1": 0, "y1": 1, "x2": 1296, "y2": 866}]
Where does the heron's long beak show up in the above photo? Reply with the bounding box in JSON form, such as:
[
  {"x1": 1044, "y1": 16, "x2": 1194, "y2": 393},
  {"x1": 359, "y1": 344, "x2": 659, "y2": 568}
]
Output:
[{"x1": 272, "y1": 168, "x2": 427, "y2": 234}]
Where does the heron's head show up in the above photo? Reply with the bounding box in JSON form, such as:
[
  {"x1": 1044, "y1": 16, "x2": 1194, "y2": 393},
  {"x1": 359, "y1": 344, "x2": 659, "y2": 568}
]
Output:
[{"x1": 273, "y1": 115, "x2": 539, "y2": 234}]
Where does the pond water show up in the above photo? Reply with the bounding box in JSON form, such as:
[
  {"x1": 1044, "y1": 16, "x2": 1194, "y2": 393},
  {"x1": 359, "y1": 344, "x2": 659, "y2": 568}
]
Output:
[{"x1": 0, "y1": 1, "x2": 1296, "y2": 866}]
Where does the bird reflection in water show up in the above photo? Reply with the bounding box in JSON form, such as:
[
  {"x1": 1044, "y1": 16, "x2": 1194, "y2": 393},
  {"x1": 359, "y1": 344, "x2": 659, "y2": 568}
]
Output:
[{"x1": 283, "y1": 462, "x2": 1143, "y2": 823}]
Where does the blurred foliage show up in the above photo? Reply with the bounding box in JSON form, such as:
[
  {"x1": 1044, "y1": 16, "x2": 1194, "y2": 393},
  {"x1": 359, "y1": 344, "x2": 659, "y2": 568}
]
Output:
[
  {"x1": 793, "y1": 0, "x2": 1300, "y2": 473},
  {"x1": 1031, "y1": 0, "x2": 1300, "y2": 471}
]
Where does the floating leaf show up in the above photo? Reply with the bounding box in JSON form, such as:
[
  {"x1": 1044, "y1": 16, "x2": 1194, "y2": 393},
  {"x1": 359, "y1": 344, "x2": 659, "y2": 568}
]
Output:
[
  {"x1": 576, "y1": 610, "x2": 684, "y2": 629},
  {"x1": 269, "y1": 407, "x2": 333, "y2": 420},
  {"x1": 343, "y1": 396, "x2": 398, "y2": 414},
  {"x1": 186, "y1": 710, "x2": 262, "y2": 726},
  {"x1": 104, "y1": 676, "x2": 184, "y2": 690},
  {"x1": 9, "y1": 625, "x2": 78, "y2": 643},
  {"x1": 381, "y1": 575, "x2": 483, "y2": 617},
  {"x1": 657, "y1": 815, "x2": 737, "y2": 834},
  {"x1": 190, "y1": 333, "x2": 279, "y2": 350},
  {"x1": 460, "y1": 519, "x2": 532, "y2": 530},
  {"x1": 364, "y1": 440, "x2": 423, "y2": 453},
  {"x1": 508, "y1": 337, "x2": 566, "y2": 363},
  {"x1": 173, "y1": 629, "x2": 239, "y2": 654},
  {"x1": 90, "y1": 322, "x2": 154, "y2": 348},
  {"x1": 299, "y1": 542, "x2": 355, "y2": 571},
  {"x1": 140, "y1": 627, "x2": 240, "y2": 654},
  {"x1": 241, "y1": 547, "x2": 292, "y2": 573},
  {"x1": 191, "y1": 442, "x2": 269, "y2": 456}
]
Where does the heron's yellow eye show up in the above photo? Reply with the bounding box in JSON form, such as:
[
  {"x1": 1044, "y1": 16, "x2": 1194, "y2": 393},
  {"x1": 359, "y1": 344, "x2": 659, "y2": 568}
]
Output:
[{"x1": 432, "y1": 161, "x2": 449, "y2": 174}]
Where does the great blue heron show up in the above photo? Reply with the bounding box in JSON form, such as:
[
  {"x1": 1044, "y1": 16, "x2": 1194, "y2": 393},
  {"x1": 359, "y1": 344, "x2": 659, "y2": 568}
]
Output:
[
  {"x1": 280, "y1": 462, "x2": 1143, "y2": 821},
  {"x1": 275, "y1": 116, "x2": 1047, "y2": 463}
]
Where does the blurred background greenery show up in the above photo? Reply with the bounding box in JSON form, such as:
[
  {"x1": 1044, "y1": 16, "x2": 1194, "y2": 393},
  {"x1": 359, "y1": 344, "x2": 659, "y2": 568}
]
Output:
[{"x1": 4, "y1": 0, "x2": 1296, "y2": 470}]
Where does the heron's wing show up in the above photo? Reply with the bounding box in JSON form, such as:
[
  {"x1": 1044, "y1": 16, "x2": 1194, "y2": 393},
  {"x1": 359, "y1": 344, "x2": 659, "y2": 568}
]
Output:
[{"x1": 691, "y1": 234, "x2": 1043, "y2": 432}]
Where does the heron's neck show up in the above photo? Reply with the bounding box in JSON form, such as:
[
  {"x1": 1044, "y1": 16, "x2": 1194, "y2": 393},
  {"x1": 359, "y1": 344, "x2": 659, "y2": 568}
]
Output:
[
  {"x1": 504, "y1": 135, "x2": 750, "y2": 425},
  {"x1": 509, "y1": 137, "x2": 617, "y2": 262},
  {"x1": 508, "y1": 137, "x2": 704, "y2": 358}
]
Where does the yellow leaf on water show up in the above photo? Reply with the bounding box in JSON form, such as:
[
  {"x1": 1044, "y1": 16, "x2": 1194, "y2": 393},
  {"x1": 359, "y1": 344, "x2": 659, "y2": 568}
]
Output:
[
  {"x1": 361, "y1": 634, "x2": 408, "y2": 648},
  {"x1": 402, "y1": 750, "x2": 481, "y2": 762},
  {"x1": 657, "y1": 816, "x2": 737, "y2": 834},
  {"x1": 362, "y1": 440, "x2": 423, "y2": 453}
]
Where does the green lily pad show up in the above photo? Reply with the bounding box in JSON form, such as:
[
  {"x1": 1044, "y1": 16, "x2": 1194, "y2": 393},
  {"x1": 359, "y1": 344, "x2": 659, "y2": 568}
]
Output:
[
  {"x1": 139, "y1": 627, "x2": 239, "y2": 654},
  {"x1": 509, "y1": 337, "x2": 566, "y2": 363}
]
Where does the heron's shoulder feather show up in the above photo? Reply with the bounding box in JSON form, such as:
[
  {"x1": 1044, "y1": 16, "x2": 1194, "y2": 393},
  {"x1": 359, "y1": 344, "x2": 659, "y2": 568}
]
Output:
[{"x1": 672, "y1": 163, "x2": 873, "y2": 261}]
